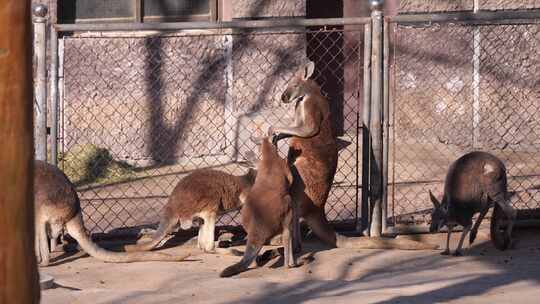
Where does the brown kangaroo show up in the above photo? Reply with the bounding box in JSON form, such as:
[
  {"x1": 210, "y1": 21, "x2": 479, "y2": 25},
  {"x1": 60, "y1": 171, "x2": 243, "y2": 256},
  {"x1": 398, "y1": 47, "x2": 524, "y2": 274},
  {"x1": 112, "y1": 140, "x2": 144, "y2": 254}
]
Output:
[
  {"x1": 429, "y1": 151, "x2": 516, "y2": 256},
  {"x1": 125, "y1": 168, "x2": 256, "y2": 253},
  {"x1": 220, "y1": 136, "x2": 297, "y2": 277},
  {"x1": 34, "y1": 160, "x2": 190, "y2": 266},
  {"x1": 270, "y1": 61, "x2": 437, "y2": 250}
]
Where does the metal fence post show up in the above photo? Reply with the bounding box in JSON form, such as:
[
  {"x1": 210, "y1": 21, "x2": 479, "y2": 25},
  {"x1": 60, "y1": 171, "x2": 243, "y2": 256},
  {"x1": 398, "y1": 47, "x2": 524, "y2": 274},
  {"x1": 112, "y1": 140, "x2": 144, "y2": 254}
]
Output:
[
  {"x1": 49, "y1": 28, "x2": 59, "y2": 166},
  {"x1": 359, "y1": 22, "x2": 372, "y2": 234},
  {"x1": 369, "y1": 0, "x2": 384, "y2": 238},
  {"x1": 33, "y1": 4, "x2": 48, "y2": 161},
  {"x1": 382, "y1": 18, "x2": 390, "y2": 235}
]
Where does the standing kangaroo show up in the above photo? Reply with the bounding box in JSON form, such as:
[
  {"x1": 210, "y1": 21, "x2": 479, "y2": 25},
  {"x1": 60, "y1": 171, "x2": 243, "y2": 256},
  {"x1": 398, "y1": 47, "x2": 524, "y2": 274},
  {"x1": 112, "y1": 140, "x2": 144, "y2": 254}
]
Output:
[
  {"x1": 125, "y1": 168, "x2": 256, "y2": 253},
  {"x1": 34, "y1": 160, "x2": 190, "y2": 266},
  {"x1": 429, "y1": 151, "x2": 516, "y2": 256},
  {"x1": 270, "y1": 61, "x2": 437, "y2": 250},
  {"x1": 220, "y1": 136, "x2": 297, "y2": 277}
]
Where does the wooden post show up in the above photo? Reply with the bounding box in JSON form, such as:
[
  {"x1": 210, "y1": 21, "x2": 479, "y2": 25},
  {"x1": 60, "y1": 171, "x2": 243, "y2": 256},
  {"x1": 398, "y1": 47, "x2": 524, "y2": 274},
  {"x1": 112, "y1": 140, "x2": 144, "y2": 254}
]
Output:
[{"x1": 0, "y1": 1, "x2": 41, "y2": 303}]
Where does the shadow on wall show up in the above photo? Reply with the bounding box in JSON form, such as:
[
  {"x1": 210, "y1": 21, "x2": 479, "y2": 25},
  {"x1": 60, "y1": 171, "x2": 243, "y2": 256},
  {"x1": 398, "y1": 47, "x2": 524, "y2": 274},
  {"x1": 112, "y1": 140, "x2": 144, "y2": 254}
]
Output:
[{"x1": 145, "y1": 0, "x2": 355, "y2": 164}]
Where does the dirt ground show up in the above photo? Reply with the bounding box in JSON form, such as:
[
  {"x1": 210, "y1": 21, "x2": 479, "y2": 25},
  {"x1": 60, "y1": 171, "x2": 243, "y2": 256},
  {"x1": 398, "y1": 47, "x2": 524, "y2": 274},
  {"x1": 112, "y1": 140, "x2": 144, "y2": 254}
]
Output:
[{"x1": 41, "y1": 226, "x2": 540, "y2": 304}]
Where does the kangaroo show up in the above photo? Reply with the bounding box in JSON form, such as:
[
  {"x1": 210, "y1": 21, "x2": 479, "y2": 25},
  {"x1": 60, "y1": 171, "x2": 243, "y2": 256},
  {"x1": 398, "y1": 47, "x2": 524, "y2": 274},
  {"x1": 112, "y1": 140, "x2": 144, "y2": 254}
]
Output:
[
  {"x1": 269, "y1": 61, "x2": 437, "y2": 250},
  {"x1": 220, "y1": 135, "x2": 297, "y2": 277},
  {"x1": 34, "y1": 160, "x2": 190, "y2": 266},
  {"x1": 429, "y1": 151, "x2": 516, "y2": 256},
  {"x1": 125, "y1": 168, "x2": 256, "y2": 253}
]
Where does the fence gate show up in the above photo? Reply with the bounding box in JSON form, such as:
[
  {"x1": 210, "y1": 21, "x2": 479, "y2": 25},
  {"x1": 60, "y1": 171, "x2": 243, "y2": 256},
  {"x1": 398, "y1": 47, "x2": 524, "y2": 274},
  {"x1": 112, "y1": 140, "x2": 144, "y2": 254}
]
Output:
[
  {"x1": 386, "y1": 11, "x2": 540, "y2": 233},
  {"x1": 50, "y1": 18, "x2": 370, "y2": 235}
]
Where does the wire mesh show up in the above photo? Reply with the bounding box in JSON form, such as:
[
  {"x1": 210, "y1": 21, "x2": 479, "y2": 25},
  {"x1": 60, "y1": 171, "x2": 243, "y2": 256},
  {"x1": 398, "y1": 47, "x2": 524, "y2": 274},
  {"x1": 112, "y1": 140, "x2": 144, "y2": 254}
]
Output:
[
  {"x1": 389, "y1": 21, "x2": 540, "y2": 227},
  {"x1": 58, "y1": 27, "x2": 365, "y2": 234}
]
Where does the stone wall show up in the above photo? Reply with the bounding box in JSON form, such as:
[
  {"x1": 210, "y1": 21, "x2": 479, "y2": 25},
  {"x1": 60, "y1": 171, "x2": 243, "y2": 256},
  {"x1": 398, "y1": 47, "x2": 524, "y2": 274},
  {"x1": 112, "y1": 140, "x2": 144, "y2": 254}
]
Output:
[
  {"x1": 393, "y1": 2, "x2": 540, "y2": 152},
  {"x1": 399, "y1": 0, "x2": 473, "y2": 13},
  {"x1": 233, "y1": 0, "x2": 305, "y2": 18},
  {"x1": 398, "y1": 0, "x2": 540, "y2": 12},
  {"x1": 478, "y1": 0, "x2": 540, "y2": 10},
  {"x1": 54, "y1": 1, "x2": 308, "y2": 166}
]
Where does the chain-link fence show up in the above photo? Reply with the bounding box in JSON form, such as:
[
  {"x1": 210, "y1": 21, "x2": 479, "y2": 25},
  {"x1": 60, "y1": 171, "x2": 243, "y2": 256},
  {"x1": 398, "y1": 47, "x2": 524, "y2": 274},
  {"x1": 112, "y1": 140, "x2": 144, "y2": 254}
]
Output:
[
  {"x1": 388, "y1": 18, "x2": 540, "y2": 229},
  {"x1": 55, "y1": 23, "x2": 367, "y2": 234},
  {"x1": 44, "y1": 11, "x2": 540, "y2": 236}
]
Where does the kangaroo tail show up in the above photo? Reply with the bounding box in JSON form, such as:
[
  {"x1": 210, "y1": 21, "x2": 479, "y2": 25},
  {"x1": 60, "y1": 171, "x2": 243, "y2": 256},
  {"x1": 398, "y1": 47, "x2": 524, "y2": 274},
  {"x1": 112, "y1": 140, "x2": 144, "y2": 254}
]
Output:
[
  {"x1": 65, "y1": 214, "x2": 190, "y2": 263},
  {"x1": 124, "y1": 215, "x2": 177, "y2": 252},
  {"x1": 220, "y1": 242, "x2": 263, "y2": 278},
  {"x1": 490, "y1": 202, "x2": 515, "y2": 251},
  {"x1": 336, "y1": 234, "x2": 439, "y2": 250}
]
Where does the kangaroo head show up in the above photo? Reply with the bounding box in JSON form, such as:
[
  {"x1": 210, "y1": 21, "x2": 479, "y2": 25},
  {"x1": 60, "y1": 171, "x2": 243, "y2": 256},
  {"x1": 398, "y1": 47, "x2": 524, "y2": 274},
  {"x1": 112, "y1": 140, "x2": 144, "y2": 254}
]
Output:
[
  {"x1": 281, "y1": 60, "x2": 316, "y2": 104},
  {"x1": 429, "y1": 190, "x2": 448, "y2": 233},
  {"x1": 260, "y1": 136, "x2": 277, "y2": 161}
]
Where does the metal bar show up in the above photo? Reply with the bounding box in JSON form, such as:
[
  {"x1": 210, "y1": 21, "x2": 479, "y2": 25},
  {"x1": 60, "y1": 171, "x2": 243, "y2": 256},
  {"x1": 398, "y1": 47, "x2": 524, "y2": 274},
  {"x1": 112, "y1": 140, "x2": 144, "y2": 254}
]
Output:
[
  {"x1": 472, "y1": 27, "x2": 481, "y2": 148},
  {"x1": 58, "y1": 38, "x2": 65, "y2": 169},
  {"x1": 381, "y1": 19, "x2": 390, "y2": 235},
  {"x1": 54, "y1": 17, "x2": 372, "y2": 32},
  {"x1": 49, "y1": 29, "x2": 59, "y2": 166},
  {"x1": 33, "y1": 7, "x2": 48, "y2": 161},
  {"x1": 135, "y1": 0, "x2": 142, "y2": 23},
  {"x1": 223, "y1": 34, "x2": 237, "y2": 161},
  {"x1": 369, "y1": 3, "x2": 384, "y2": 238},
  {"x1": 358, "y1": 22, "x2": 372, "y2": 234},
  {"x1": 389, "y1": 9, "x2": 540, "y2": 24}
]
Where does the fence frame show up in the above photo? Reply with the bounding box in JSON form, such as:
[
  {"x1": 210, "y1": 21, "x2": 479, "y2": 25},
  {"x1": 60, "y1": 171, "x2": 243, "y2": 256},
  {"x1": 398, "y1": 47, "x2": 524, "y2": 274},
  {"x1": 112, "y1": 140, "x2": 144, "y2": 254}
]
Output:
[
  {"x1": 385, "y1": 9, "x2": 540, "y2": 235},
  {"x1": 43, "y1": 10, "x2": 373, "y2": 235}
]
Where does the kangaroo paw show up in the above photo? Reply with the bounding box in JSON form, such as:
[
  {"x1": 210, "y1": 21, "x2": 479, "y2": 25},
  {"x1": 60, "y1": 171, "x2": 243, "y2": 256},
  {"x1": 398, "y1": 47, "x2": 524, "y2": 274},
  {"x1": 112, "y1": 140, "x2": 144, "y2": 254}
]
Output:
[
  {"x1": 440, "y1": 249, "x2": 451, "y2": 256},
  {"x1": 452, "y1": 250, "x2": 463, "y2": 257},
  {"x1": 469, "y1": 231, "x2": 477, "y2": 245}
]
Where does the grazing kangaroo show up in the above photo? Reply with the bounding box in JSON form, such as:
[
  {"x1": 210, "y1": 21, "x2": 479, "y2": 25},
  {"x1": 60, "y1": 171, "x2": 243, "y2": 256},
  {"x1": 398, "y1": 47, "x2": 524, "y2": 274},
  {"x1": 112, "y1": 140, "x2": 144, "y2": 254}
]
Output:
[
  {"x1": 125, "y1": 168, "x2": 256, "y2": 253},
  {"x1": 34, "y1": 160, "x2": 190, "y2": 266},
  {"x1": 220, "y1": 135, "x2": 297, "y2": 277},
  {"x1": 429, "y1": 151, "x2": 516, "y2": 256},
  {"x1": 270, "y1": 61, "x2": 437, "y2": 250}
]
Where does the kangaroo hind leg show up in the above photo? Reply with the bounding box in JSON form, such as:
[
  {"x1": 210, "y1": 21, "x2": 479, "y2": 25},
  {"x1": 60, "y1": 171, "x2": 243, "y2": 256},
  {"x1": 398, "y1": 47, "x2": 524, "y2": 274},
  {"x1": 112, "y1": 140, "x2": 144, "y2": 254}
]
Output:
[
  {"x1": 282, "y1": 209, "x2": 298, "y2": 268},
  {"x1": 37, "y1": 219, "x2": 50, "y2": 266}
]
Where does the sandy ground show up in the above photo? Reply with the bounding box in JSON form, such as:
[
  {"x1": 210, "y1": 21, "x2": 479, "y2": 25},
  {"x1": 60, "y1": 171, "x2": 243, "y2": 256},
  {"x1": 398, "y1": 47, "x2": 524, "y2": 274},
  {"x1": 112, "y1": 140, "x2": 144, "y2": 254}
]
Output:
[{"x1": 40, "y1": 226, "x2": 540, "y2": 304}]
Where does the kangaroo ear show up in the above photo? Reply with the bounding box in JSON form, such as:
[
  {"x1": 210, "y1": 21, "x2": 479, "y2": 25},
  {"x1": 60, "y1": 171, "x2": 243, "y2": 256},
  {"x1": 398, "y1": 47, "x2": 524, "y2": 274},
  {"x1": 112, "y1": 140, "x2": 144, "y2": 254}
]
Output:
[
  {"x1": 429, "y1": 190, "x2": 441, "y2": 209},
  {"x1": 303, "y1": 60, "x2": 315, "y2": 80}
]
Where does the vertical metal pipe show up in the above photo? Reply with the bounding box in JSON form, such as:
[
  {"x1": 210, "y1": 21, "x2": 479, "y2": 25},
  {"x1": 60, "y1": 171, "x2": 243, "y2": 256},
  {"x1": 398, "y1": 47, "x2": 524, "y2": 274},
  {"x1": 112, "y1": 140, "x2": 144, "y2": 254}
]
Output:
[
  {"x1": 223, "y1": 33, "x2": 237, "y2": 161},
  {"x1": 58, "y1": 38, "x2": 65, "y2": 169},
  {"x1": 369, "y1": 0, "x2": 384, "y2": 238},
  {"x1": 382, "y1": 18, "x2": 390, "y2": 235},
  {"x1": 50, "y1": 29, "x2": 59, "y2": 166},
  {"x1": 472, "y1": 27, "x2": 481, "y2": 148},
  {"x1": 359, "y1": 22, "x2": 372, "y2": 234},
  {"x1": 33, "y1": 5, "x2": 48, "y2": 161}
]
